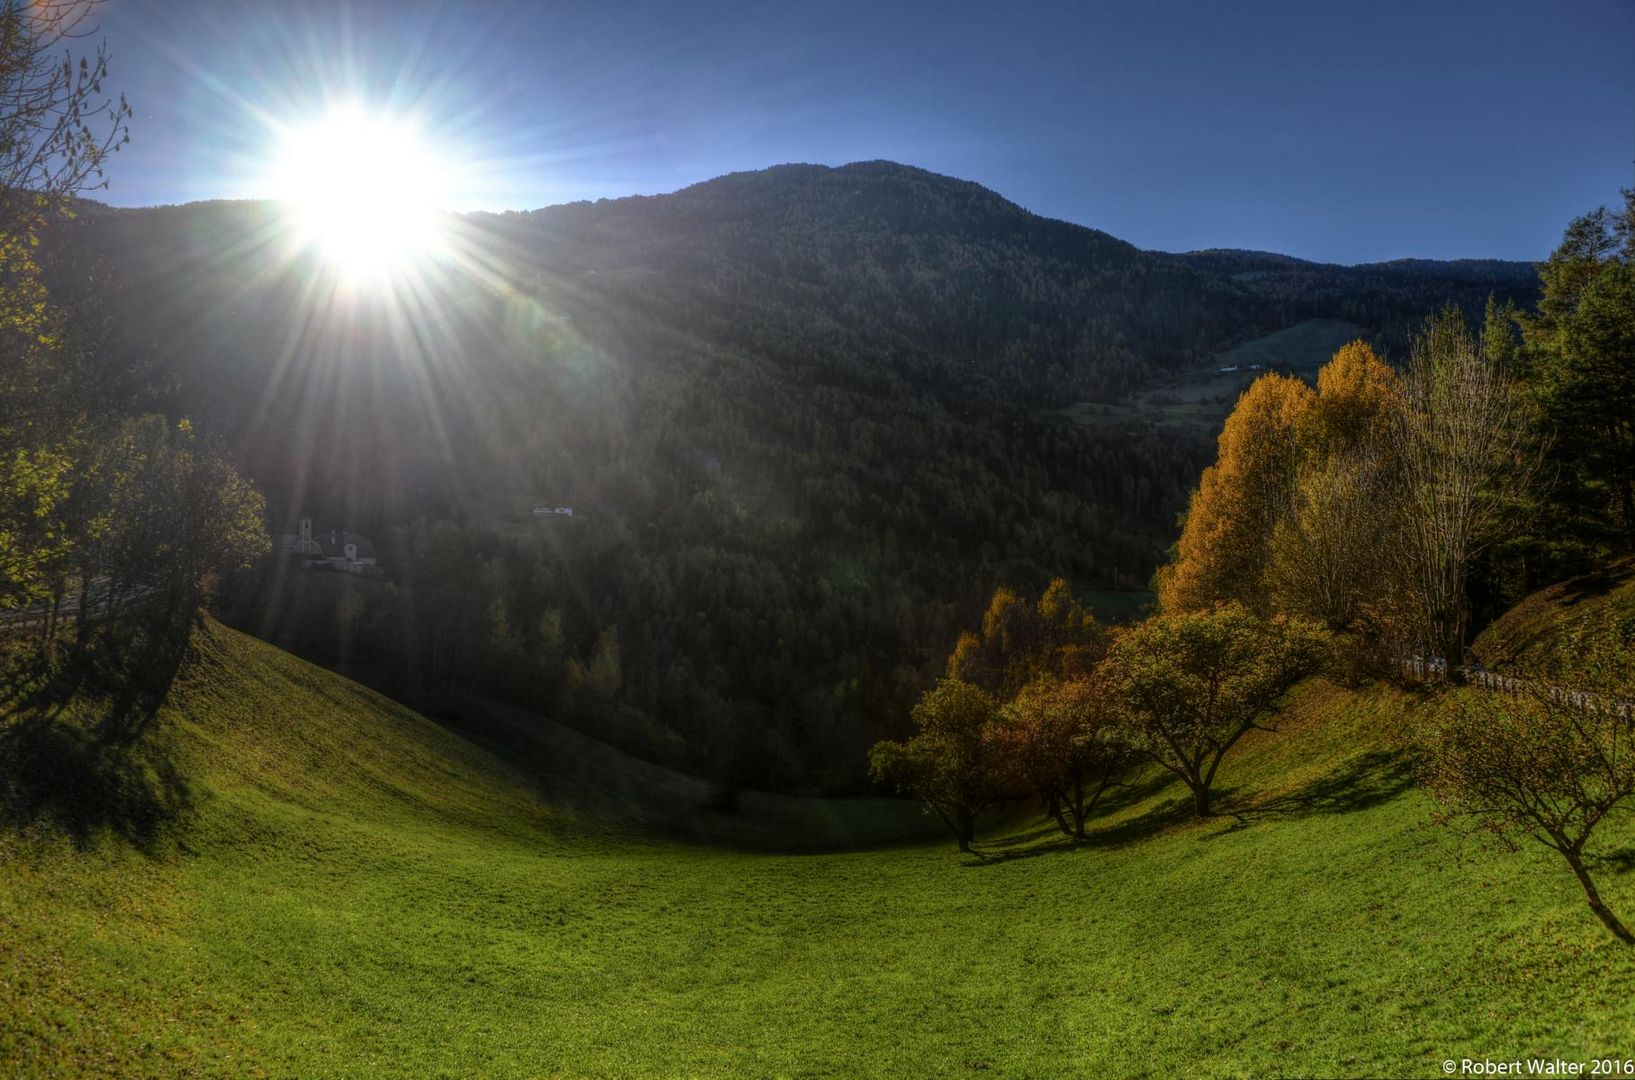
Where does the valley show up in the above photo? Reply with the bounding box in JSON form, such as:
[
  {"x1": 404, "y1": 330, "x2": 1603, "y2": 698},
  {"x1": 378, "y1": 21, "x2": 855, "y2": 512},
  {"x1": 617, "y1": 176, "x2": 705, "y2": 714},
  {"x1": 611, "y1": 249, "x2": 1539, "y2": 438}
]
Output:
[
  {"x1": 33, "y1": 166, "x2": 1541, "y2": 792},
  {"x1": 0, "y1": 12, "x2": 1628, "y2": 1069},
  {"x1": 5, "y1": 617, "x2": 1632, "y2": 1078}
]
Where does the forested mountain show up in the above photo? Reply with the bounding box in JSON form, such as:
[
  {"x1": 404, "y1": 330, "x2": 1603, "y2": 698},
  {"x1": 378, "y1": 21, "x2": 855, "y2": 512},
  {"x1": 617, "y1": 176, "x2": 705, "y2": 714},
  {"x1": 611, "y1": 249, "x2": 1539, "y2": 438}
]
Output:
[
  {"x1": 1172, "y1": 247, "x2": 1539, "y2": 355},
  {"x1": 34, "y1": 161, "x2": 1539, "y2": 789}
]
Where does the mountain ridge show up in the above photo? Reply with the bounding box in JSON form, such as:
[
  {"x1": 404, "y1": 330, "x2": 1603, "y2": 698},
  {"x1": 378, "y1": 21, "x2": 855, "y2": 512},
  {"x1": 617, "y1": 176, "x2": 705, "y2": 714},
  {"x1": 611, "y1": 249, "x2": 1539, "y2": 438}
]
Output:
[
  {"x1": 85, "y1": 160, "x2": 1536, "y2": 281},
  {"x1": 34, "y1": 160, "x2": 1539, "y2": 790}
]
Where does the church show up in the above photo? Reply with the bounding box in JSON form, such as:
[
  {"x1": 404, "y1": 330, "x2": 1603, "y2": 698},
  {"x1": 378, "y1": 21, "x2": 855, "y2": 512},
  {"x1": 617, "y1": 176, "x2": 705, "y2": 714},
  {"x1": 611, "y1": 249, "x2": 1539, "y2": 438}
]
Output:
[{"x1": 278, "y1": 518, "x2": 382, "y2": 575}]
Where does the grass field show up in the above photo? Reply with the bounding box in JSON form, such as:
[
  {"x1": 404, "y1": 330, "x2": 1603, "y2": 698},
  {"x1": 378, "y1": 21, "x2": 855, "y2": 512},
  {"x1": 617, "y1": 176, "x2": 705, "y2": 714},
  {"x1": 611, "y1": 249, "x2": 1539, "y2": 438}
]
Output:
[
  {"x1": 4, "y1": 618, "x2": 1635, "y2": 1078},
  {"x1": 1214, "y1": 318, "x2": 1371, "y2": 372},
  {"x1": 1079, "y1": 589, "x2": 1155, "y2": 624},
  {"x1": 1472, "y1": 557, "x2": 1635, "y2": 675},
  {"x1": 1059, "y1": 319, "x2": 1371, "y2": 435}
]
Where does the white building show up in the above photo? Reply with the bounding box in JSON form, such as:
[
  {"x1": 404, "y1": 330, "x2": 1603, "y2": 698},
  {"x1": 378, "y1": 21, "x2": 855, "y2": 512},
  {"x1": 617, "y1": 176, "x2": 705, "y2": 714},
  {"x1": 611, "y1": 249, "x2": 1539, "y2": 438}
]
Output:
[{"x1": 279, "y1": 518, "x2": 381, "y2": 574}]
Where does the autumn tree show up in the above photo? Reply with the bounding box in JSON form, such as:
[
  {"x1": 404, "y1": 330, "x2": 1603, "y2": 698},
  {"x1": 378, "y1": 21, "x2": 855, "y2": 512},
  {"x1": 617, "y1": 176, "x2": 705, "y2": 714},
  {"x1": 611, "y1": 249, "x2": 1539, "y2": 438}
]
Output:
[
  {"x1": 1267, "y1": 341, "x2": 1405, "y2": 630},
  {"x1": 947, "y1": 577, "x2": 1104, "y2": 698},
  {"x1": 1266, "y1": 452, "x2": 1394, "y2": 633},
  {"x1": 869, "y1": 678, "x2": 1004, "y2": 852},
  {"x1": 0, "y1": 0, "x2": 129, "y2": 434},
  {"x1": 151, "y1": 423, "x2": 270, "y2": 626},
  {"x1": 42, "y1": 417, "x2": 265, "y2": 641},
  {"x1": 1392, "y1": 309, "x2": 1538, "y2": 671},
  {"x1": 0, "y1": 441, "x2": 73, "y2": 611},
  {"x1": 1157, "y1": 372, "x2": 1313, "y2": 615},
  {"x1": 0, "y1": 0, "x2": 129, "y2": 612},
  {"x1": 1420, "y1": 615, "x2": 1635, "y2": 944},
  {"x1": 1303, "y1": 341, "x2": 1404, "y2": 455},
  {"x1": 991, "y1": 672, "x2": 1130, "y2": 839},
  {"x1": 1101, "y1": 603, "x2": 1328, "y2": 817}
]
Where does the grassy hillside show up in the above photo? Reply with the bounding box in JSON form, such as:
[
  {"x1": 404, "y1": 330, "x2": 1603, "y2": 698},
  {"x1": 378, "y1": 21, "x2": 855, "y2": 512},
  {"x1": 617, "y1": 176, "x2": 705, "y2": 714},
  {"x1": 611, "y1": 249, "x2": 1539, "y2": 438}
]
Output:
[
  {"x1": 1472, "y1": 557, "x2": 1635, "y2": 677},
  {"x1": 1215, "y1": 317, "x2": 1370, "y2": 370},
  {"x1": 1058, "y1": 319, "x2": 1372, "y2": 436},
  {"x1": 4, "y1": 619, "x2": 1634, "y2": 1077}
]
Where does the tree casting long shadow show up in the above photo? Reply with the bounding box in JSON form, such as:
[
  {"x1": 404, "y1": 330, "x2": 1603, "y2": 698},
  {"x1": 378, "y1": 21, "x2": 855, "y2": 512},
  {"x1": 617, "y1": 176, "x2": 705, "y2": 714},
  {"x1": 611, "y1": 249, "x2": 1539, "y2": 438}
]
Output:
[
  {"x1": 965, "y1": 772, "x2": 1190, "y2": 865},
  {"x1": 0, "y1": 619, "x2": 195, "y2": 852},
  {"x1": 968, "y1": 748, "x2": 1419, "y2": 863},
  {"x1": 1209, "y1": 748, "x2": 1417, "y2": 836}
]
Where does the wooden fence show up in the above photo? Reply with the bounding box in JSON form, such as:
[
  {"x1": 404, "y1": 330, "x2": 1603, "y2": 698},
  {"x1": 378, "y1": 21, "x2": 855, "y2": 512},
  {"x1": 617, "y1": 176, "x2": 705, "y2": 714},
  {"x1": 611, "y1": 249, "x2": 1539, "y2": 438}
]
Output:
[{"x1": 1403, "y1": 656, "x2": 1634, "y2": 719}]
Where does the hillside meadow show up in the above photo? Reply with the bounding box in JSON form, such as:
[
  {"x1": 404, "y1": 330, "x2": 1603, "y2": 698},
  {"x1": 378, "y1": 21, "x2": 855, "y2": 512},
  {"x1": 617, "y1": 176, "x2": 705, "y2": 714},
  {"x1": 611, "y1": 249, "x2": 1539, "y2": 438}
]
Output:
[{"x1": 4, "y1": 619, "x2": 1633, "y2": 1078}]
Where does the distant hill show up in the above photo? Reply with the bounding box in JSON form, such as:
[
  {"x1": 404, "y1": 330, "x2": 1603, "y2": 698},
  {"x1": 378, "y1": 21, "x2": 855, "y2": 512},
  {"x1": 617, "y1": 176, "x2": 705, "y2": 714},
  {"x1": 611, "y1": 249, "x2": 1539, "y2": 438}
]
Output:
[
  {"x1": 34, "y1": 162, "x2": 1539, "y2": 788},
  {"x1": 1177, "y1": 246, "x2": 1538, "y2": 284},
  {"x1": 1173, "y1": 247, "x2": 1539, "y2": 356}
]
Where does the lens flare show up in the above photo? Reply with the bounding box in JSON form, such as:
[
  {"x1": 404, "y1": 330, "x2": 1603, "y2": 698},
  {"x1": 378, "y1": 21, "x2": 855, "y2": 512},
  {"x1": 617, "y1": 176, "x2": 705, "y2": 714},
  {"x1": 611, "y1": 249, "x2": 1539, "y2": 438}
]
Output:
[{"x1": 267, "y1": 104, "x2": 451, "y2": 281}]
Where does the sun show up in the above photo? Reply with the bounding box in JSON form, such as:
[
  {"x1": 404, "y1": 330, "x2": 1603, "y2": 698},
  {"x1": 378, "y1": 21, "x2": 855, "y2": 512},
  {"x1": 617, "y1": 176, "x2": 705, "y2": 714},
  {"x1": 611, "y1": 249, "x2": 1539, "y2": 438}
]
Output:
[{"x1": 268, "y1": 105, "x2": 452, "y2": 281}]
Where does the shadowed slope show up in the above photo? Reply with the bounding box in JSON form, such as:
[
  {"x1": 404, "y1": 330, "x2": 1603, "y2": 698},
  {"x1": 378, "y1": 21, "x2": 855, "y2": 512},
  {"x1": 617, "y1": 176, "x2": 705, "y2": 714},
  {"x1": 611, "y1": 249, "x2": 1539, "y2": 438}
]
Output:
[
  {"x1": 4, "y1": 622, "x2": 1634, "y2": 1078},
  {"x1": 1472, "y1": 557, "x2": 1635, "y2": 676}
]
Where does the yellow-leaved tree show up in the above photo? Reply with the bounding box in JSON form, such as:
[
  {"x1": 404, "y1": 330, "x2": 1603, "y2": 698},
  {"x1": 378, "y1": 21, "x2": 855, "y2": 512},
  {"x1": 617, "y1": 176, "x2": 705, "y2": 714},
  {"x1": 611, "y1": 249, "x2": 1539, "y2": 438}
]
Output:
[
  {"x1": 1155, "y1": 371, "x2": 1313, "y2": 614},
  {"x1": 1158, "y1": 341, "x2": 1411, "y2": 634},
  {"x1": 945, "y1": 577, "x2": 1103, "y2": 699},
  {"x1": 0, "y1": 1, "x2": 130, "y2": 611},
  {"x1": 1268, "y1": 341, "x2": 1406, "y2": 629}
]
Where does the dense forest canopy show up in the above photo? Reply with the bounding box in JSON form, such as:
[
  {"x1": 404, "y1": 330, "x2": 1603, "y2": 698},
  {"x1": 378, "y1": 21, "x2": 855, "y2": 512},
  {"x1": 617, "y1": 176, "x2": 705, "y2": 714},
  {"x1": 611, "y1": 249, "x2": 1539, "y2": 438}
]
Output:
[
  {"x1": 1172, "y1": 247, "x2": 1541, "y2": 358},
  {"x1": 34, "y1": 161, "x2": 1541, "y2": 790}
]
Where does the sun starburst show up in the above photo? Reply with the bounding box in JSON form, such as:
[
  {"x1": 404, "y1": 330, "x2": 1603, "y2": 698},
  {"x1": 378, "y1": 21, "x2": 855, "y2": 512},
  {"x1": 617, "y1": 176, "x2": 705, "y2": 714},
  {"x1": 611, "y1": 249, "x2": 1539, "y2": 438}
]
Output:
[{"x1": 267, "y1": 104, "x2": 452, "y2": 282}]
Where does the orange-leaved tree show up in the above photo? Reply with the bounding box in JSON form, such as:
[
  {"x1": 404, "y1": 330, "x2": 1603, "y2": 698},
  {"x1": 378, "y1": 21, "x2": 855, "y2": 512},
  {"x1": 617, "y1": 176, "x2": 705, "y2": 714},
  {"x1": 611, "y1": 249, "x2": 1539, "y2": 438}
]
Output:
[
  {"x1": 946, "y1": 577, "x2": 1104, "y2": 698},
  {"x1": 1267, "y1": 341, "x2": 1406, "y2": 630},
  {"x1": 1156, "y1": 372, "x2": 1313, "y2": 615}
]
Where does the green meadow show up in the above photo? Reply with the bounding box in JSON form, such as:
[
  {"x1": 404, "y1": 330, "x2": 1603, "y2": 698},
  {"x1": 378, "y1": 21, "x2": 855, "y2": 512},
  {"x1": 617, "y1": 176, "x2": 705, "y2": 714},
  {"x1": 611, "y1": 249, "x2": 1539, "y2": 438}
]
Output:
[
  {"x1": 4, "y1": 617, "x2": 1633, "y2": 1078},
  {"x1": 1060, "y1": 318, "x2": 1372, "y2": 434},
  {"x1": 1214, "y1": 318, "x2": 1372, "y2": 372}
]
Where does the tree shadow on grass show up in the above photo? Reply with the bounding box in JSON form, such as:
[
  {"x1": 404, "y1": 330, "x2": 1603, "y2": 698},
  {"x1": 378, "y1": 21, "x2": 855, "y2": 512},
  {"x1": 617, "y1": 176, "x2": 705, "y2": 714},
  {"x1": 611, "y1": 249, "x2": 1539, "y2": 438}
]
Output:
[
  {"x1": 968, "y1": 820, "x2": 1077, "y2": 863},
  {"x1": 0, "y1": 622, "x2": 194, "y2": 852},
  {"x1": 967, "y1": 750, "x2": 1420, "y2": 864},
  {"x1": 965, "y1": 773, "x2": 1193, "y2": 865},
  {"x1": 1592, "y1": 845, "x2": 1635, "y2": 877},
  {"x1": 1553, "y1": 559, "x2": 1635, "y2": 608},
  {"x1": 1209, "y1": 749, "x2": 1417, "y2": 837}
]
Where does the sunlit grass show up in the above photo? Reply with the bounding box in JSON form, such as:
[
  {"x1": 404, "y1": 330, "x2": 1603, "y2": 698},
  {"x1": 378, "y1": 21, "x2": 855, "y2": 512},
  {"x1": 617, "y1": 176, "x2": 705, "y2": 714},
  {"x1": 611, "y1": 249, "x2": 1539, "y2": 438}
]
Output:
[{"x1": 3, "y1": 622, "x2": 1633, "y2": 1077}]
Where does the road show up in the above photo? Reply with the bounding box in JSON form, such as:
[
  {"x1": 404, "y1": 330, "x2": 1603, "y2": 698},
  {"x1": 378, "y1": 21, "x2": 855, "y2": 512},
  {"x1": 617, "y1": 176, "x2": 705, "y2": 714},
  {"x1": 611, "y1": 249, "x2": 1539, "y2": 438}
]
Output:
[{"x1": 0, "y1": 577, "x2": 159, "y2": 634}]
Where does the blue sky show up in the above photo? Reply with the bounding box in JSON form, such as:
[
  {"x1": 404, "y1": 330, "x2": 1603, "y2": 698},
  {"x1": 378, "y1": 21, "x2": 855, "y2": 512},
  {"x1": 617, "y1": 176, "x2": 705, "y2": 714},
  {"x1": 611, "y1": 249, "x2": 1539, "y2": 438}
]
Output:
[{"x1": 95, "y1": 0, "x2": 1635, "y2": 263}]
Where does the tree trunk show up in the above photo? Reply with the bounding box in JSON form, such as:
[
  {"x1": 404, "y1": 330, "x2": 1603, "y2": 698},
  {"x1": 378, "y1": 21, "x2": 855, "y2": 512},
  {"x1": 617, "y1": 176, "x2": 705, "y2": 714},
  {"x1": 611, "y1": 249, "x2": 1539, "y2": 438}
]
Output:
[
  {"x1": 927, "y1": 801, "x2": 959, "y2": 846},
  {"x1": 1045, "y1": 792, "x2": 1072, "y2": 837},
  {"x1": 1615, "y1": 461, "x2": 1634, "y2": 549},
  {"x1": 1192, "y1": 783, "x2": 1211, "y2": 818},
  {"x1": 42, "y1": 583, "x2": 61, "y2": 656},
  {"x1": 72, "y1": 570, "x2": 95, "y2": 659},
  {"x1": 1565, "y1": 848, "x2": 1634, "y2": 945},
  {"x1": 1076, "y1": 769, "x2": 1117, "y2": 840},
  {"x1": 956, "y1": 808, "x2": 975, "y2": 853},
  {"x1": 75, "y1": 572, "x2": 90, "y2": 631}
]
